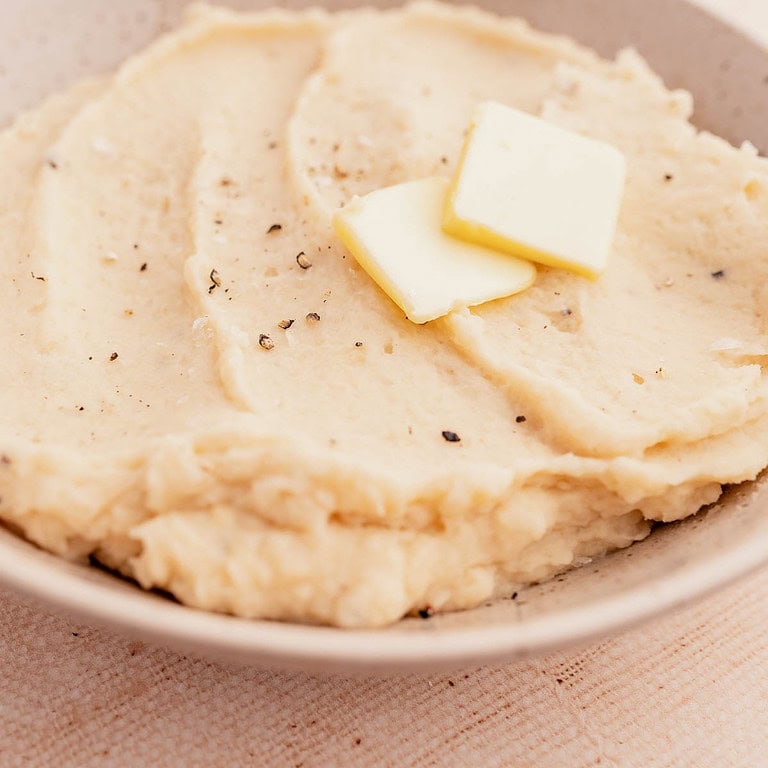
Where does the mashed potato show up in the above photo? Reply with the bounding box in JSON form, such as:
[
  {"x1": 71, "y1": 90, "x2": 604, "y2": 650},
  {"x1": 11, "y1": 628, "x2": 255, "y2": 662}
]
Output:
[{"x1": 1, "y1": 2, "x2": 767, "y2": 626}]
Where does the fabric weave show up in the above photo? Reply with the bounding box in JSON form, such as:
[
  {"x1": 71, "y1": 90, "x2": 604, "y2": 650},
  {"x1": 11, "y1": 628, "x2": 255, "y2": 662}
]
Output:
[{"x1": 1, "y1": 566, "x2": 767, "y2": 767}]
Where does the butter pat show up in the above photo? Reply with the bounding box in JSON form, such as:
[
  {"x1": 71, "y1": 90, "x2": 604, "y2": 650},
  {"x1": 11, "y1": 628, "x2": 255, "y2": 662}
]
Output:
[
  {"x1": 333, "y1": 177, "x2": 536, "y2": 324},
  {"x1": 443, "y1": 101, "x2": 626, "y2": 278}
]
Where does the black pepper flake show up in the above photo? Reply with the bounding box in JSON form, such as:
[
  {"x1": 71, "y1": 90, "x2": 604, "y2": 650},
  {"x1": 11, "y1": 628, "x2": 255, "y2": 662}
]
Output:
[
  {"x1": 556, "y1": 678, "x2": 564, "y2": 685},
  {"x1": 305, "y1": 312, "x2": 321, "y2": 323},
  {"x1": 220, "y1": 177, "x2": 232, "y2": 187},
  {"x1": 30, "y1": 271, "x2": 46, "y2": 282},
  {"x1": 560, "y1": 307, "x2": 572, "y2": 317},
  {"x1": 267, "y1": 224, "x2": 282, "y2": 234},
  {"x1": 214, "y1": 218, "x2": 223, "y2": 226},
  {"x1": 258, "y1": 334, "x2": 274, "y2": 350},
  {"x1": 418, "y1": 607, "x2": 434, "y2": 619},
  {"x1": 109, "y1": 352, "x2": 119, "y2": 361},
  {"x1": 354, "y1": 341, "x2": 363, "y2": 348},
  {"x1": 441, "y1": 430, "x2": 461, "y2": 443},
  {"x1": 664, "y1": 173, "x2": 674, "y2": 182},
  {"x1": 208, "y1": 269, "x2": 221, "y2": 294},
  {"x1": 133, "y1": 243, "x2": 139, "y2": 250},
  {"x1": 440, "y1": 156, "x2": 448, "y2": 164},
  {"x1": 516, "y1": 415, "x2": 527, "y2": 424},
  {"x1": 711, "y1": 269, "x2": 725, "y2": 279},
  {"x1": 278, "y1": 319, "x2": 294, "y2": 330},
  {"x1": 354, "y1": 738, "x2": 362, "y2": 746},
  {"x1": 296, "y1": 252, "x2": 312, "y2": 270},
  {"x1": 448, "y1": 680, "x2": 455, "y2": 687},
  {"x1": 0, "y1": 455, "x2": 11, "y2": 465},
  {"x1": 511, "y1": 591, "x2": 518, "y2": 600},
  {"x1": 268, "y1": 141, "x2": 278, "y2": 150},
  {"x1": 72, "y1": 632, "x2": 79, "y2": 637},
  {"x1": 140, "y1": 262, "x2": 148, "y2": 272},
  {"x1": 47, "y1": 159, "x2": 58, "y2": 170}
]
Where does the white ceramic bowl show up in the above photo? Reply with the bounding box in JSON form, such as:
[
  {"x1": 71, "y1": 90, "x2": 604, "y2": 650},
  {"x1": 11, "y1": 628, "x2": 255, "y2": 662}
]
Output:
[{"x1": 1, "y1": 0, "x2": 767, "y2": 673}]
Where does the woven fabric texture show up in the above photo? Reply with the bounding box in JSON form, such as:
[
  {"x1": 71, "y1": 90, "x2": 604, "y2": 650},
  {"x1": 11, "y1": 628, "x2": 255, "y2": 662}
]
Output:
[{"x1": 1, "y1": 566, "x2": 767, "y2": 767}]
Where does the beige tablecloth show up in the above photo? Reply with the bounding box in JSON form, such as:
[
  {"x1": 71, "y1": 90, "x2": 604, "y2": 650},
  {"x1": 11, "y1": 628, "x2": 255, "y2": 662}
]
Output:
[
  {"x1": 2, "y1": 0, "x2": 768, "y2": 764},
  {"x1": 2, "y1": 566, "x2": 767, "y2": 767}
]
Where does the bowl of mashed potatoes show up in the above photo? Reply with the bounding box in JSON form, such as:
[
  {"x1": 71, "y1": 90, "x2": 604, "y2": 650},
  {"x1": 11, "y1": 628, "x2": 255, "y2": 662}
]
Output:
[{"x1": 0, "y1": 0, "x2": 767, "y2": 672}]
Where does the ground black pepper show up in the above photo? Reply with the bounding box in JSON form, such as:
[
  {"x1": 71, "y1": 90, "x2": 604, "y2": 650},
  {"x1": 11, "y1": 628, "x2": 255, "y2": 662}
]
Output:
[
  {"x1": 418, "y1": 607, "x2": 434, "y2": 619},
  {"x1": 711, "y1": 269, "x2": 725, "y2": 279},
  {"x1": 278, "y1": 319, "x2": 294, "y2": 330},
  {"x1": 516, "y1": 415, "x2": 526, "y2": 423},
  {"x1": 306, "y1": 312, "x2": 320, "y2": 323},
  {"x1": 140, "y1": 262, "x2": 148, "y2": 272},
  {"x1": 267, "y1": 224, "x2": 282, "y2": 234},
  {"x1": 109, "y1": 352, "x2": 119, "y2": 361},
  {"x1": 441, "y1": 431, "x2": 461, "y2": 443},
  {"x1": 258, "y1": 334, "x2": 274, "y2": 350},
  {"x1": 208, "y1": 269, "x2": 221, "y2": 294},
  {"x1": 296, "y1": 252, "x2": 312, "y2": 270}
]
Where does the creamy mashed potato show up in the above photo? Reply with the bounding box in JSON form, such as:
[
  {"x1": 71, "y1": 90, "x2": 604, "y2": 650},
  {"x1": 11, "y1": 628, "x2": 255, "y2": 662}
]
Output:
[{"x1": 1, "y1": 2, "x2": 767, "y2": 627}]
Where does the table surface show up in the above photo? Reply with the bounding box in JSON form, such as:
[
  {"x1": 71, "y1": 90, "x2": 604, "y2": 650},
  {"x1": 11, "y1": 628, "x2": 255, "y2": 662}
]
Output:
[{"x1": 2, "y1": 1, "x2": 768, "y2": 766}]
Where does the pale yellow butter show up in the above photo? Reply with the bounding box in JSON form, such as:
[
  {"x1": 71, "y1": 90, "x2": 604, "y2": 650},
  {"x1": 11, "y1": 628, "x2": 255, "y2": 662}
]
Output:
[
  {"x1": 333, "y1": 177, "x2": 536, "y2": 324},
  {"x1": 443, "y1": 101, "x2": 626, "y2": 278}
]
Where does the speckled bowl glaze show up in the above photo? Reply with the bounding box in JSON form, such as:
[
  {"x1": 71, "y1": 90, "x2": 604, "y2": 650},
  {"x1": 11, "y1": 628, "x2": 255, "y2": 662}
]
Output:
[{"x1": 1, "y1": 0, "x2": 767, "y2": 673}]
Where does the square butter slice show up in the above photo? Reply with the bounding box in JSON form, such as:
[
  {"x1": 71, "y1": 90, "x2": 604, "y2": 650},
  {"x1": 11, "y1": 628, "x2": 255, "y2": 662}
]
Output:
[
  {"x1": 443, "y1": 101, "x2": 626, "y2": 278},
  {"x1": 333, "y1": 177, "x2": 536, "y2": 324}
]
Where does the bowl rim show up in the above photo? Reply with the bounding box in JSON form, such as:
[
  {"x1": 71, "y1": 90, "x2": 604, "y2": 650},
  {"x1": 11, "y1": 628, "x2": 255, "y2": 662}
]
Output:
[{"x1": 2, "y1": 516, "x2": 767, "y2": 672}]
